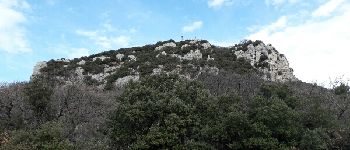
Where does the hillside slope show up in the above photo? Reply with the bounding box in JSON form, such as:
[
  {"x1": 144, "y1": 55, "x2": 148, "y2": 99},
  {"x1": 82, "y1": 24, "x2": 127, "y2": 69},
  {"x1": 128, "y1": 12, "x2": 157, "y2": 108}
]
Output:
[
  {"x1": 32, "y1": 40, "x2": 298, "y2": 89},
  {"x1": 2, "y1": 40, "x2": 350, "y2": 149}
]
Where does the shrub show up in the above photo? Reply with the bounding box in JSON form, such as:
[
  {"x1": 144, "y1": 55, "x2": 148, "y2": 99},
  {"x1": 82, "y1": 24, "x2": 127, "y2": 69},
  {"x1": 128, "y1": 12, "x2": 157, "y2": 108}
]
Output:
[
  {"x1": 84, "y1": 76, "x2": 100, "y2": 86},
  {"x1": 81, "y1": 60, "x2": 104, "y2": 74},
  {"x1": 334, "y1": 83, "x2": 349, "y2": 95},
  {"x1": 2, "y1": 122, "x2": 73, "y2": 150},
  {"x1": 259, "y1": 54, "x2": 268, "y2": 62},
  {"x1": 24, "y1": 79, "x2": 53, "y2": 122},
  {"x1": 108, "y1": 74, "x2": 213, "y2": 149},
  {"x1": 299, "y1": 128, "x2": 329, "y2": 150}
]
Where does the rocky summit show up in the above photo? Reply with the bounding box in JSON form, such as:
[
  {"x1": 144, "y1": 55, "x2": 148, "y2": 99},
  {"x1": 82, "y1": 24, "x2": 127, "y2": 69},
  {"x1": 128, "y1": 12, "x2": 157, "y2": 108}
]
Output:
[{"x1": 32, "y1": 39, "x2": 298, "y2": 89}]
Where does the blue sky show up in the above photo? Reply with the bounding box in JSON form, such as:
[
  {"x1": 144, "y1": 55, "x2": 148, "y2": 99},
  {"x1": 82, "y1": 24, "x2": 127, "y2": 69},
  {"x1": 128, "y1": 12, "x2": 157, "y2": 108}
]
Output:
[{"x1": 0, "y1": 0, "x2": 349, "y2": 85}]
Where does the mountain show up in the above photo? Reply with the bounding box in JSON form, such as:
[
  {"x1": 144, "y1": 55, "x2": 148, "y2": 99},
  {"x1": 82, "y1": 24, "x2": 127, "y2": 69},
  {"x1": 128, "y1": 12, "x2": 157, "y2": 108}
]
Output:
[
  {"x1": 31, "y1": 39, "x2": 298, "y2": 89},
  {"x1": 2, "y1": 39, "x2": 350, "y2": 149}
]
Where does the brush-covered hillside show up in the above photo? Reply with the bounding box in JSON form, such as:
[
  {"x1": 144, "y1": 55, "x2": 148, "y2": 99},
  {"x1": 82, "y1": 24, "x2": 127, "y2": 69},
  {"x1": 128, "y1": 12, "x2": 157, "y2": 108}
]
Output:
[
  {"x1": 1, "y1": 40, "x2": 349, "y2": 149},
  {"x1": 32, "y1": 39, "x2": 297, "y2": 89}
]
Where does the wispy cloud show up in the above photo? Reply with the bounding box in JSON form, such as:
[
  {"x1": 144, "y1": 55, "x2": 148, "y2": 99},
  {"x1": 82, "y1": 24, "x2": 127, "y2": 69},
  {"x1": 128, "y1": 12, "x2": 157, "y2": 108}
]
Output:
[
  {"x1": 76, "y1": 24, "x2": 131, "y2": 49},
  {"x1": 68, "y1": 48, "x2": 89, "y2": 59},
  {"x1": 208, "y1": 0, "x2": 234, "y2": 8},
  {"x1": 265, "y1": 0, "x2": 300, "y2": 7},
  {"x1": 182, "y1": 21, "x2": 203, "y2": 33},
  {"x1": 312, "y1": 0, "x2": 345, "y2": 17},
  {"x1": 45, "y1": 0, "x2": 59, "y2": 6},
  {"x1": 248, "y1": 1, "x2": 350, "y2": 83},
  {"x1": 0, "y1": 0, "x2": 31, "y2": 54}
]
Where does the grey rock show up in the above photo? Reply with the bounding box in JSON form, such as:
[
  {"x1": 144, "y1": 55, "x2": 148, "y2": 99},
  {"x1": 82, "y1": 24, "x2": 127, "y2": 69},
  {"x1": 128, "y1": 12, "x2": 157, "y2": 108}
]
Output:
[
  {"x1": 32, "y1": 61, "x2": 47, "y2": 77},
  {"x1": 155, "y1": 42, "x2": 176, "y2": 51}
]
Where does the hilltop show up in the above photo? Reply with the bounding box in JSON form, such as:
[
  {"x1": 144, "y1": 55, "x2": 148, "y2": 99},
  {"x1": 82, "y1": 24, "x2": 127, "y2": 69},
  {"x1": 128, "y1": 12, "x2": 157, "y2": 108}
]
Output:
[{"x1": 32, "y1": 39, "x2": 298, "y2": 90}]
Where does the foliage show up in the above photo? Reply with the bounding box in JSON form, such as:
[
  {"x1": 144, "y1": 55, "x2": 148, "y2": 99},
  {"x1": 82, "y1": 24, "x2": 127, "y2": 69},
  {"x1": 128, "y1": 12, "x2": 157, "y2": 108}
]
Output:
[
  {"x1": 108, "y1": 74, "x2": 213, "y2": 149},
  {"x1": 40, "y1": 60, "x2": 70, "y2": 77},
  {"x1": 3, "y1": 40, "x2": 350, "y2": 149},
  {"x1": 81, "y1": 59, "x2": 104, "y2": 75},
  {"x1": 334, "y1": 83, "x2": 349, "y2": 95},
  {"x1": 259, "y1": 54, "x2": 268, "y2": 62},
  {"x1": 299, "y1": 128, "x2": 329, "y2": 150},
  {"x1": 1, "y1": 122, "x2": 73, "y2": 150},
  {"x1": 107, "y1": 75, "x2": 344, "y2": 149},
  {"x1": 24, "y1": 78, "x2": 53, "y2": 122}
]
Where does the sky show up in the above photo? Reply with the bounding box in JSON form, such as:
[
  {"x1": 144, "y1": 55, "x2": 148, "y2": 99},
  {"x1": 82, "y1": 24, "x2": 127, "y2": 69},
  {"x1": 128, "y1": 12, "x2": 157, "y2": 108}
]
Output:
[{"x1": 0, "y1": 0, "x2": 349, "y2": 85}]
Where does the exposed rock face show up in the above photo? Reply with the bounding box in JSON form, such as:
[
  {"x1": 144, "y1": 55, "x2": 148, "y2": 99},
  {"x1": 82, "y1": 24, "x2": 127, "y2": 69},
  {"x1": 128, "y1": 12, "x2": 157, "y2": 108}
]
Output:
[
  {"x1": 115, "y1": 75, "x2": 140, "y2": 87},
  {"x1": 155, "y1": 42, "x2": 176, "y2": 51},
  {"x1": 128, "y1": 55, "x2": 137, "y2": 61},
  {"x1": 152, "y1": 66, "x2": 163, "y2": 75},
  {"x1": 32, "y1": 61, "x2": 47, "y2": 77},
  {"x1": 93, "y1": 56, "x2": 109, "y2": 61},
  {"x1": 90, "y1": 73, "x2": 110, "y2": 82},
  {"x1": 201, "y1": 42, "x2": 211, "y2": 49},
  {"x1": 170, "y1": 49, "x2": 203, "y2": 61},
  {"x1": 77, "y1": 60, "x2": 86, "y2": 65},
  {"x1": 184, "y1": 50, "x2": 202, "y2": 60},
  {"x1": 234, "y1": 43, "x2": 298, "y2": 82},
  {"x1": 75, "y1": 67, "x2": 84, "y2": 79},
  {"x1": 181, "y1": 44, "x2": 190, "y2": 50},
  {"x1": 116, "y1": 54, "x2": 124, "y2": 60}
]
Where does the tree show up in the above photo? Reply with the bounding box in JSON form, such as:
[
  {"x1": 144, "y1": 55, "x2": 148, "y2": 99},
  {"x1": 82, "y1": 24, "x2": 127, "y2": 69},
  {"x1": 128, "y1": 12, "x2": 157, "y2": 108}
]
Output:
[
  {"x1": 1, "y1": 121, "x2": 73, "y2": 150},
  {"x1": 333, "y1": 83, "x2": 350, "y2": 119},
  {"x1": 0, "y1": 82, "x2": 27, "y2": 131},
  {"x1": 24, "y1": 79, "x2": 53, "y2": 123},
  {"x1": 108, "y1": 74, "x2": 214, "y2": 149}
]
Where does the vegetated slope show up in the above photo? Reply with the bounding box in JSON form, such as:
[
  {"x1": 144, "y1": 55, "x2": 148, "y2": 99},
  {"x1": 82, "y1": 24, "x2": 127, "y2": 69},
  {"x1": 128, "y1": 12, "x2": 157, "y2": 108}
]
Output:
[
  {"x1": 1, "y1": 40, "x2": 349, "y2": 149},
  {"x1": 32, "y1": 39, "x2": 297, "y2": 90}
]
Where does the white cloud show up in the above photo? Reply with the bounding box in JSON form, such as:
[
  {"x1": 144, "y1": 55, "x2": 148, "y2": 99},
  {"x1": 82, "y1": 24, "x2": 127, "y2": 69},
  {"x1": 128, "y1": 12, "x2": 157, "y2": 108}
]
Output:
[
  {"x1": 129, "y1": 28, "x2": 137, "y2": 34},
  {"x1": 45, "y1": 0, "x2": 58, "y2": 6},
  {"x1": 269, "y1": 16, "x2": 288, "y2": 30},
  {"x1": 68, "y1": 48, "x2": 89, "y2": 59},
  {"x1": 114, "y1": 36, "x2": 130, "y2": 47},
  {"x1": 312, "y1": 0, "x2": 345, "y2": 17},
  {"x1": 248, "y1": 2, "x2": 350, "y2": 83},
  {"x1": 0, "y1": 0, "x2": 31, "y2": 54},
  {"x1": 265, "y1": 0, "x2": 300, "y2": 6},
  {"x1": 208, "y1": 0, "x2": 234, "y2": 8},
  {"x1": 182, "y1": 21, "x2": 203, "y2": 33},
  {"x1": 48, "y1": 44, "x2": 90, "y2": 59},
  {"x1": 211, "y1": 40, "x2": 236, "y2": 47},
  {"x1": 76, "y1": 30, "x2": 130, "y2": 49}
]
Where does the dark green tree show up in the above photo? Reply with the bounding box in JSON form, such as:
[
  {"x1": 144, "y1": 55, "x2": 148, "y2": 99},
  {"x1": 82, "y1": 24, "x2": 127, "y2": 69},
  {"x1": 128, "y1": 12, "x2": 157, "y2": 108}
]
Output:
[
  {"x1": 108, "y1": 74, "x2": 214, "y2": 149},
  {"x1": 1, "y1": 122, "x2": 73, "y2": 150},
  {"x1": 24, "y1": 78, "x2": 53, "y2": 123}
]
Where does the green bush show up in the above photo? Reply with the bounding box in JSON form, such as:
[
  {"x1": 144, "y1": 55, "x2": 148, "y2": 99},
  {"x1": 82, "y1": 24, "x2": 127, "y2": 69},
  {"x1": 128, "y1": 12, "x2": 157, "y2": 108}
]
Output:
[
  {"x1": 259, "y1": 54, "x2": 268, "y2": 62},
  {"x1": 81, "y1": 59, "x2": 104, "y2": 74},
  {"x1": 334, "y1": 83, "x2": 349, "y2": 95},
  {"x1": 108, "y1": 74, "x2": 335, "y2": 149},
  {"x1": 2, "y1": 122, "x2": 73, "y2": 150},
  {"x1": 108, "y1": 74, "x2": 213, "y2": 149},
  {"x1": 24, "y1": 79, "x2": 53, "y2": 122},
  {"x1": 299, "y1": 128, "x2": 329, "y2": 150}
]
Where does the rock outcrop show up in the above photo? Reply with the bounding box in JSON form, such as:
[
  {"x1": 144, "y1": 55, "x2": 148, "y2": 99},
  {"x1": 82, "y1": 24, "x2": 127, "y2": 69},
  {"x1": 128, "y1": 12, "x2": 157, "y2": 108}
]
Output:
[
  {"x1": 32, "y1": 61, "x2": 47, "y2": 77},
  {"x1": 234, "y1": 43, "x2": 298, "y2": 82},
  {"x1": 155, "y1": 42, "x2": 176, "y2": 51}
]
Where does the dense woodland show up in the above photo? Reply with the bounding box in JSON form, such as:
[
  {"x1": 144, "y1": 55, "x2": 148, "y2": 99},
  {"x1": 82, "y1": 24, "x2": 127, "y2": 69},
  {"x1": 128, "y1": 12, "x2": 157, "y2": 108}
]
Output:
[{"x1": 1, "y1": 40, "x2": 350, "y2": 149}]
